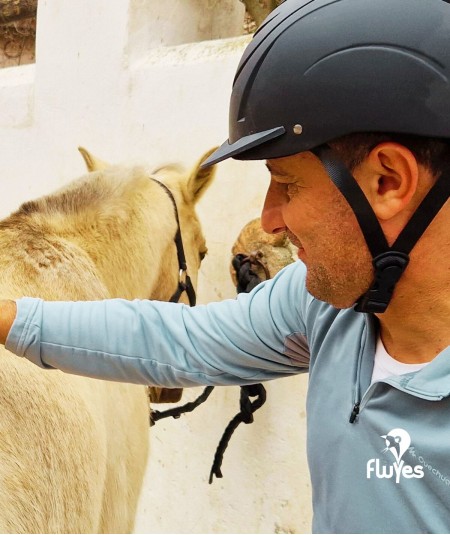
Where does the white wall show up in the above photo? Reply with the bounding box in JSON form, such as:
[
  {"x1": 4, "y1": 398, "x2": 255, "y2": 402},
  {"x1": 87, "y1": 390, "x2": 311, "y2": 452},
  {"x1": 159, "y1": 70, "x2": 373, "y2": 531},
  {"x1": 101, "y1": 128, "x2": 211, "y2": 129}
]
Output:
[{"x1": 0, "y1": 1, "x2": 312, "y2": 532}]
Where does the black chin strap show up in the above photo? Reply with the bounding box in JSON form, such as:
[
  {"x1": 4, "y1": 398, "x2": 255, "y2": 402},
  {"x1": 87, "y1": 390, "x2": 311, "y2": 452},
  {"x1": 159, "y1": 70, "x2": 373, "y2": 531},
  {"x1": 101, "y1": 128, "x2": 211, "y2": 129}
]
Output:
[{"x1": 312, "y1": 144, "x2": 449, "y2": 314}]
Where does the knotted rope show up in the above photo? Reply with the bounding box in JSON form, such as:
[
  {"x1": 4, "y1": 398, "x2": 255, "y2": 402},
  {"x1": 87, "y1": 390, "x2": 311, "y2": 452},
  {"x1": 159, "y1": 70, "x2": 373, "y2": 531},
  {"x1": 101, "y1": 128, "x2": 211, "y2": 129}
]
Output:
[
  {"x1": 208, "y1": 383, "x2": 266, "y2": 483},
  {"x1": 207, "y1": 252, "x2": 268, "y2": 483},
  {"x1": 149, "y1": 251, "x2": 269, "y2": 483}
]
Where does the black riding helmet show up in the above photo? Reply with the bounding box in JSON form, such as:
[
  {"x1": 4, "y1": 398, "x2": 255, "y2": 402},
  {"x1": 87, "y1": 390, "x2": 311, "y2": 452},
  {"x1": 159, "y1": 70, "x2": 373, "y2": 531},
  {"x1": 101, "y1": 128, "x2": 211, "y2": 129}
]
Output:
[{"x1": 203, "y1": 0, "x2": 450, "y2": 313}]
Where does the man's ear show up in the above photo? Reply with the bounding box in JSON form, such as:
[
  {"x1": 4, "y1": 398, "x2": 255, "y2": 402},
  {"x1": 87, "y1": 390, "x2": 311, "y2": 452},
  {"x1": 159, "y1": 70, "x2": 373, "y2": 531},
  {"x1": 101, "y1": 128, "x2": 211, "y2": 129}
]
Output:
[{"x1": 362, "y1": 142, "x2": 420, "y2": 221}]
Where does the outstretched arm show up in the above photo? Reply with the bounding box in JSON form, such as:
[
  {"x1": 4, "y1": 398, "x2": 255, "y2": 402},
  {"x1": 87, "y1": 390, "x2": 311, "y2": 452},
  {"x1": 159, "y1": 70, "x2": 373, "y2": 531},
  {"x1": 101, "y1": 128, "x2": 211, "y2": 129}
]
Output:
[
  {"x1": 1, "y1": 262, "x2": 311, "y2": 387},
  {"x1": 0, "y1": 300, "x2": 16, "y2": 345}
]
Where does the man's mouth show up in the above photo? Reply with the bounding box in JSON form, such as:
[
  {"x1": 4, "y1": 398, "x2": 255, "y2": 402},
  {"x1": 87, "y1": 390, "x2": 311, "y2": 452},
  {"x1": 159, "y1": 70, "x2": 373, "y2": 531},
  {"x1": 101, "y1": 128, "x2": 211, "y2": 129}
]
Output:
[{"x1": 286, "y1": 230, "x2": 303, "y2": 250}]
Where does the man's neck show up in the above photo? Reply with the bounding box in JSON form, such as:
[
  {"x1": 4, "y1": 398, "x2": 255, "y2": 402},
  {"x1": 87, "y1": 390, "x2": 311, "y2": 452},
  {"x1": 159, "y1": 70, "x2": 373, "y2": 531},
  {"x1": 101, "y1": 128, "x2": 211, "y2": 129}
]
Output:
[{"x1": 375, "y1": 255, "x2": 450, "y2": 364}]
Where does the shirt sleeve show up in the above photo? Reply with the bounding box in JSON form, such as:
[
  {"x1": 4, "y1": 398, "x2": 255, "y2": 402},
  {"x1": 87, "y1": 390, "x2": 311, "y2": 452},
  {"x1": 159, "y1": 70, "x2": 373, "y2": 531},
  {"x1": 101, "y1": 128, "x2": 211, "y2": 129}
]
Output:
[{"x1": 5, "y1": 261, "x2": 312, "y2": 387}]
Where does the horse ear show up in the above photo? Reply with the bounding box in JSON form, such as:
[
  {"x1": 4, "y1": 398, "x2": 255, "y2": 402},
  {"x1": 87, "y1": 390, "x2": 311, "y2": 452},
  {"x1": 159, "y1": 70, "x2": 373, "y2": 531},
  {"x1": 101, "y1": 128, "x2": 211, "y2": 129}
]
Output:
[
  {"x1": 186, "y1": 147, "x2": 218, "y2": 202},
  {"x1": 78, "y1": 147, "x2": 110, "y2": 172}
]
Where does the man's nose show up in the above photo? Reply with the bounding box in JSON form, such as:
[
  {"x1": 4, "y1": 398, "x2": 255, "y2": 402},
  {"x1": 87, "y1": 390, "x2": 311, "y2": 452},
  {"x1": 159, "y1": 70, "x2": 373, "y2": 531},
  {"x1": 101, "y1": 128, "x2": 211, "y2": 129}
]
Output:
[{"x1": 261, "y1": 180, "x2": 288, "y2": 234}]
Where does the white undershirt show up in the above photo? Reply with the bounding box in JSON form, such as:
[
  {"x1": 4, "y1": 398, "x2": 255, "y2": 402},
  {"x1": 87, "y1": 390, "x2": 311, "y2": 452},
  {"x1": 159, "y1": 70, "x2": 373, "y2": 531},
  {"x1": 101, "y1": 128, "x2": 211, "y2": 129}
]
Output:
[{"x1": 371, "y1": 337, "x2": 428, "y2": 384}]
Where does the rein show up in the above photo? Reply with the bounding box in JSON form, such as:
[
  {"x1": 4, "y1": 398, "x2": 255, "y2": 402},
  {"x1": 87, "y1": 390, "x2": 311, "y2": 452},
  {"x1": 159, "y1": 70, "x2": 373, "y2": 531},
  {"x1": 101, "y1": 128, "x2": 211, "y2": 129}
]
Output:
[{"x1": 150, "y1": 178, "x2": 196, "y2": 307}]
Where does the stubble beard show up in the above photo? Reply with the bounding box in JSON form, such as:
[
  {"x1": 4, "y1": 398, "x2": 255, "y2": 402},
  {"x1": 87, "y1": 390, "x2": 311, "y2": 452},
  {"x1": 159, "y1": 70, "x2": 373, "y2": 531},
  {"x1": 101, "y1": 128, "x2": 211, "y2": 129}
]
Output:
[{"x1": 305, "y1": 257, "x2": 374, "y2": 309}]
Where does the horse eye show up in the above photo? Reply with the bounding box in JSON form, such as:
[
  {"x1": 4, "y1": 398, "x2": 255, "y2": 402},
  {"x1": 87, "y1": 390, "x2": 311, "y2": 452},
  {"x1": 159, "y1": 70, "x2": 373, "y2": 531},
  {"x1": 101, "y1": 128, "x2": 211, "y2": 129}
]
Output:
[{"x1": 199, "y1": 249, "x2": 208, "y2": 261}]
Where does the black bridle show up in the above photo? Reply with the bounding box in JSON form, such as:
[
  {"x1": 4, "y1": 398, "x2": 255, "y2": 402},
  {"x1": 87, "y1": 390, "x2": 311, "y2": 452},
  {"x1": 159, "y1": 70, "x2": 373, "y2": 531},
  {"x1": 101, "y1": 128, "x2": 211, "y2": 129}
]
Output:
[{"x1": 150, "y1": 178, "x2": 196, "y2": 307}]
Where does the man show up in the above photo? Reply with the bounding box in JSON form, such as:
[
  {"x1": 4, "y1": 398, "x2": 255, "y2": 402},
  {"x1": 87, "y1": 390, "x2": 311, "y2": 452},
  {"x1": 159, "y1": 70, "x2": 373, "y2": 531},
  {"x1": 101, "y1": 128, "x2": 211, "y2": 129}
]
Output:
[{"x1": 1, "y1": 0, "x2": 449, "y2": 532}]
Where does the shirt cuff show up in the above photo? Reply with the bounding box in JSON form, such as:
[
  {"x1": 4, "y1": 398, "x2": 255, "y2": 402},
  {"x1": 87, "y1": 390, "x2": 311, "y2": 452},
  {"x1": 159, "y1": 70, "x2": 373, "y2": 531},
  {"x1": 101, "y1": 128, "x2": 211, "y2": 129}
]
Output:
[{"x1": 5, "y1": 297, "x2": 54, "y2": 369}]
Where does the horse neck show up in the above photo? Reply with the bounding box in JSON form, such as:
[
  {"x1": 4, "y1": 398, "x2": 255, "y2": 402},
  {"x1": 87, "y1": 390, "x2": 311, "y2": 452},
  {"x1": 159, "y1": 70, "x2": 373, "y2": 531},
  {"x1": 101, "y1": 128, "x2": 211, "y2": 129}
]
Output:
[
  {"x1": 79, "y1": 174, "x2": 185, "y2": 300},
  {"x1": 40, "y1": 171, "x2": 182, "y2": 300}
]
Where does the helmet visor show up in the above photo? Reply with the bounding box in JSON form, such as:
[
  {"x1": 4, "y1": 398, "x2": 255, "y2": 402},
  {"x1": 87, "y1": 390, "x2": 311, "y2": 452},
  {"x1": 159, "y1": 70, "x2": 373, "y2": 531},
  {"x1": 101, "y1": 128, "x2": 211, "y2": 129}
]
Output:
[{"x1": 201, "y1": 126, "x2": 285, "y2": 168}]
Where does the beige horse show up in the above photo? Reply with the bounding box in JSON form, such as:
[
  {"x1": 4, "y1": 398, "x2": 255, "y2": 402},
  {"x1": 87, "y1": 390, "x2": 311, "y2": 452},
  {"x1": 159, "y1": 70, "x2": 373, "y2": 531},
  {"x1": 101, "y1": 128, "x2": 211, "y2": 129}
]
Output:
[{"x1": 0, "y1": 148, "x2": 216, "y2": 533}]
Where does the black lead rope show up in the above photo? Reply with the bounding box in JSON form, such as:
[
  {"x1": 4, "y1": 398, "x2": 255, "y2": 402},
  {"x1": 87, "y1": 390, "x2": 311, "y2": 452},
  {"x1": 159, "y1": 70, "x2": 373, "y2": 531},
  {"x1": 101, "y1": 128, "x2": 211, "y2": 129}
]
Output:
[
  {"x1": 208, "y1": 254, "x2": 268, "y2": 484},
  {"x1": 150, "y1": 386, "x2": 215, "y2": 426},
  {"x1": 209, "y1": 383, "x2": 267, "y2": 484},
  {"x1": 149, "y1": 252, "x2": 268, "y2": 484},
  {"x1": 150, "y1": 382, "x2": 267, "y2": 483}
]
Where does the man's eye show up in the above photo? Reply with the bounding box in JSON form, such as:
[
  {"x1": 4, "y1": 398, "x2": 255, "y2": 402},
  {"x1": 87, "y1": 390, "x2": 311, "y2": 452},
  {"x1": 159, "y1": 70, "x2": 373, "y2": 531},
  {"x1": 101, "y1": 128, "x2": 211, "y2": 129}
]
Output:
[{"x1": 287, "y1": 183, "x2": 301, "y2": 197}]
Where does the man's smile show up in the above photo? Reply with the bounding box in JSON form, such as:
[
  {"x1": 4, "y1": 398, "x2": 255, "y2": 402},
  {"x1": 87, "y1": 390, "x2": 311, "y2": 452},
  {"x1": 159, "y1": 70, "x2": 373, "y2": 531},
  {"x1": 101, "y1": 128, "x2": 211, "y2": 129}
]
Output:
[{"x1": 286, "y1": 230, "x2": 302, "y2": 250}]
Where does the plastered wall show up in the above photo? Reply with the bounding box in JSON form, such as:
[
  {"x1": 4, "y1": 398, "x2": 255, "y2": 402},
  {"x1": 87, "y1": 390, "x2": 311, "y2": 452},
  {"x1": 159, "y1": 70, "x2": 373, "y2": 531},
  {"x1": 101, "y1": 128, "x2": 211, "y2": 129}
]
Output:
[{"x1": 0, "y1": 1, "x2": 312, "y2": 532}]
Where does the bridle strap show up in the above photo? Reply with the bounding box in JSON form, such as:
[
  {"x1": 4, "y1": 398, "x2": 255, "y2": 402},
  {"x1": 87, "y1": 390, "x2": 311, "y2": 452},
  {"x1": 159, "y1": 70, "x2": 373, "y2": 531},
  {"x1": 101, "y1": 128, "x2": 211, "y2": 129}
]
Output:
[
  {"x1": 150, "y1": 178, "x2": 196, "y2": 307},
  {"x1": 169, "y1": 275, "x2": 196, "y2": 307}
]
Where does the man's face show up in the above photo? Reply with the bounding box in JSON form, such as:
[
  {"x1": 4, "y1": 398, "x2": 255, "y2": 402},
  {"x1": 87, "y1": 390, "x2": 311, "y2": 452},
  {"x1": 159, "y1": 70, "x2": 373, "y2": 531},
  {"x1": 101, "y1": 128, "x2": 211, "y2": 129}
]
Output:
[{"x1": 261, "y1": 151, "x2": 373, "y2": 308}]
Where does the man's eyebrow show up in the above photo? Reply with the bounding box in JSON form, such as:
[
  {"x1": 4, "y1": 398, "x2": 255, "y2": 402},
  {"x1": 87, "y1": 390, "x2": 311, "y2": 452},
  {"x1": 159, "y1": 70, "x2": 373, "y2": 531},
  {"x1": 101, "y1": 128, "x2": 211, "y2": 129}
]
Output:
[
  {"x1": 265, "y1": 162, "x2": 297, "y2": 182},
  {"x1": 265, "y1": 162, "x2": 289, "y2": 175}
]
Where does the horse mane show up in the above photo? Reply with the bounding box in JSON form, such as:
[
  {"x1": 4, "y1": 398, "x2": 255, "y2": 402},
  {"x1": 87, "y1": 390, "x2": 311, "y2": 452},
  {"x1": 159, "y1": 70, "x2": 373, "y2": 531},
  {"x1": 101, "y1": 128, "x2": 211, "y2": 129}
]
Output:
[
  {"x1": 22, "y1": 168, "x2": 141, "y2": 215},
  {"x1": 0, "y1": 166, "x2": 157, "y2": 232}
]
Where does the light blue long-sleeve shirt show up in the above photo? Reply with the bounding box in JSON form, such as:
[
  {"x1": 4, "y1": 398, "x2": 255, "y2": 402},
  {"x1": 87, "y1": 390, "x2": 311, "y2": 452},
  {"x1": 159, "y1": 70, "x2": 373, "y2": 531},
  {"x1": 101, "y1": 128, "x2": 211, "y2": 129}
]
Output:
[
  {"x1": 6, "y1": 261, "x2": 450, "y2": 533},
  {"x1": 7, "y1": 262, "x2": 310, "y2": 385}
]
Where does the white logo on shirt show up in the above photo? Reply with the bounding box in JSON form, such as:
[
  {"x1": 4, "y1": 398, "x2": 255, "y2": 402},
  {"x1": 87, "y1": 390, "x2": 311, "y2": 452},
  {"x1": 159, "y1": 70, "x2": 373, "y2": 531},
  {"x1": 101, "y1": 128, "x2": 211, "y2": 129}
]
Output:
[{"x1": 366, "y1": 428, "x2": 424, "y2": 483}]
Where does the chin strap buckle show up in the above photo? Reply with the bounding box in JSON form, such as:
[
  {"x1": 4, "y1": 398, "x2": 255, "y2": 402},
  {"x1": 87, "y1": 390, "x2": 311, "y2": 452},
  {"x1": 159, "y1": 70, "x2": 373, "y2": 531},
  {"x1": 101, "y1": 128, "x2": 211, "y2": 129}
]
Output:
[{"x1": 354, "y1": 252, "x2": 410, "y2": 314}]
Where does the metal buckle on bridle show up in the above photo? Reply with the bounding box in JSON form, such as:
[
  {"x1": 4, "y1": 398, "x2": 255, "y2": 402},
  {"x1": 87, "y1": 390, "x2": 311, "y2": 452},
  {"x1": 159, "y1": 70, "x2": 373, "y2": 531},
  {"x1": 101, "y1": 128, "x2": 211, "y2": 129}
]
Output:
[
  {"x1": 179, "y1": 268, "x2": 187, "y2": 284},
  {"x1": 170, "y1": 266, "x2": 196, "y2": 307}
]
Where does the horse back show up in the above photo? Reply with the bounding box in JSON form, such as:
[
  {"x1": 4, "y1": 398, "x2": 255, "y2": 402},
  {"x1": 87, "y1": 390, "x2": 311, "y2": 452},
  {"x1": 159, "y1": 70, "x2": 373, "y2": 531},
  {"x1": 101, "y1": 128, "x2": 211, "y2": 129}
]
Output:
[{"x1": 0, "y1": 196, "x2": 149, "y2": 533}]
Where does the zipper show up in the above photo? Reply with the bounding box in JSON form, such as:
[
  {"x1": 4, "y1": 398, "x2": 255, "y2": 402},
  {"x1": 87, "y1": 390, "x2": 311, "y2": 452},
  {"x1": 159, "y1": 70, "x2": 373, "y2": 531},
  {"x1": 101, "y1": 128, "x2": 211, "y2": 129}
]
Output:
[
  {"x1": 349, "y1": 401, "x2": 360, "y2": 423},
  {"x1": 349, "y1": 313, "x2": 375, "y2": 424}
]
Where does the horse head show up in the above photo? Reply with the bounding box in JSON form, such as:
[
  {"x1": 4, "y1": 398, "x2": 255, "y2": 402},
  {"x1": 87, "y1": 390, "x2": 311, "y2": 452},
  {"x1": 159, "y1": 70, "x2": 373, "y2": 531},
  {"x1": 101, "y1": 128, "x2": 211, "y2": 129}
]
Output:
[
  {"x1": 78, "y1": 148, "x2": 217, "y2": 405},
  {"x1": 76, "y1": 147, "x2": 217, "y2": 303}
]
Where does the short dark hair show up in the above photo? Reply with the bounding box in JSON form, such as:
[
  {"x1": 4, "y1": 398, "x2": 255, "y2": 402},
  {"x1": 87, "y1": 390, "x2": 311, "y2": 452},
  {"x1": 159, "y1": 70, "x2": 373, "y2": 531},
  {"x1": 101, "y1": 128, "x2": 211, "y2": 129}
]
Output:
[{"x1": 331, "y1": 133, "x2": 450, "y2": 180}]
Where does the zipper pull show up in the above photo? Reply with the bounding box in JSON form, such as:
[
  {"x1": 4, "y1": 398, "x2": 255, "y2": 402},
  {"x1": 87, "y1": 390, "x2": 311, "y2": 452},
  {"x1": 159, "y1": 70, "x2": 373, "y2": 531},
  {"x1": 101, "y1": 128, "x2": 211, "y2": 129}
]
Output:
[{"x1": 349, "y1": 402, "x2": 360, "y2": 423}]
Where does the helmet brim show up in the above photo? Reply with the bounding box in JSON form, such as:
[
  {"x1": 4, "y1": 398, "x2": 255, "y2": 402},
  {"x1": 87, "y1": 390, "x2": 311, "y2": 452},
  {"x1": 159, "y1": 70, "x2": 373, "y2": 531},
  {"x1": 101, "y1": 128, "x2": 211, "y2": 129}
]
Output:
[{"x1": 201, "y1": 126, "x2": 285, "y2": 168}]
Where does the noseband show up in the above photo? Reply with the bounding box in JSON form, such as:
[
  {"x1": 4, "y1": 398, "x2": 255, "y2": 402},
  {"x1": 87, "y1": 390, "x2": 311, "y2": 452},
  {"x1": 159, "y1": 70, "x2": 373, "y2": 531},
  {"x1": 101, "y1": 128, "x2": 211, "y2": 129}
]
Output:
[{"x1": 150, "y1": 178, "x2": 196, "y2": 307}]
